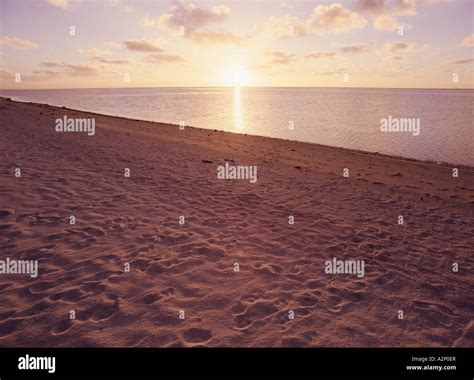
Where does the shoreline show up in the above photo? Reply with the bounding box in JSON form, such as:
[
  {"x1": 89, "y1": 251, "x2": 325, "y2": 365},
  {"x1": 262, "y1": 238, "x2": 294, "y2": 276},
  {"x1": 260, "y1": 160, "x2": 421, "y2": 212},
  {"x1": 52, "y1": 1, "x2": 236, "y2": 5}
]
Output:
[
  {"x1": 0, "y1": 96, "x2": 473, "y2": 347},
  {"x1": 2, "y1": 96, "x2": 473, "y2": 170}
]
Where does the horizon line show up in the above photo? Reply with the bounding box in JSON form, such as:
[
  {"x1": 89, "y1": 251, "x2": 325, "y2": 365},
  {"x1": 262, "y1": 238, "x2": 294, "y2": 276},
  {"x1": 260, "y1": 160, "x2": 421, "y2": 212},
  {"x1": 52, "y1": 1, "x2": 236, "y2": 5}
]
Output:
[{"x1": 1, "y1": 85, "x2": 474, "y2": 91}]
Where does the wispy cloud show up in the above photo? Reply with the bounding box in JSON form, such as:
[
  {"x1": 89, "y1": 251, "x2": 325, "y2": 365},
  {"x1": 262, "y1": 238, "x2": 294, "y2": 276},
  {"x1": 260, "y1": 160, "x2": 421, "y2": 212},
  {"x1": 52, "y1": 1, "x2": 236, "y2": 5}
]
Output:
[
  {"x1": 43, "y1": 0, "x2": 82, "y2": 10},
  {"x1": 447, "y1": 58, "x2": 474, "y2": 64},
  {"x1": 92, "y1": 57, "x2": 131, "y2": 65},
  {"x1": 39, "y1": 60, "x2": 100, "y2": 77},
  {"x1": 265, "y1": 50, "x2": 296, "y2": 65},
  {"x1": 341, "y1": 43, "x2": 371, "y2": 54},
  {"x1": 384, "y1": 41, "x2": 426, "y2": 52},
  {"x1": 78, "y1": 48, "x2": 109, "y2": 57},
  {"x1": 315, "y1": 68, "x2": 348, "y2": 76},
  {"x1": 461, "y1": 33, "x2": 474, "y2": 47},
  {"x1": 395, "y1": 0, "x2": 417, "y2": 16},
  {"x1": 384, "y1": 55, "x2": 406, "y2": 61},
  {"x1": 123, "y1": 39, "x2": 163, "y2": 52},
  {"x1": 306, "y1": 51, "x2": 339, "y2": 59},
  {"x1": 144, "y1": 53, "x2": 186, "y2": 64},
  {"x1": 0, "y1": 36, "x2": 39, "y2": 49},
  {"x1": 188, "y1": 30, "x2": 247, "y2": 45}
]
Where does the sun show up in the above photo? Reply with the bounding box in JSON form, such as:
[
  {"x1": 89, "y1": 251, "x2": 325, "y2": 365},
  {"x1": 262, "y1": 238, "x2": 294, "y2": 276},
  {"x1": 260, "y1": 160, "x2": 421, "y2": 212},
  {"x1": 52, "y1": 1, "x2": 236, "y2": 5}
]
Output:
[{"x1": 217, "y1": 65, "x2": 256, "y2": 87}]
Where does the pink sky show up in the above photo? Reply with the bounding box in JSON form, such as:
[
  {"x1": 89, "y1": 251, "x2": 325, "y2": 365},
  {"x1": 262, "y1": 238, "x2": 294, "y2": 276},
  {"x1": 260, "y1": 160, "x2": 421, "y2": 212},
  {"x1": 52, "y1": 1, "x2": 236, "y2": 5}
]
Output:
[{"x1": 0, "y1": 0, "x2": 473, "y2": 88}]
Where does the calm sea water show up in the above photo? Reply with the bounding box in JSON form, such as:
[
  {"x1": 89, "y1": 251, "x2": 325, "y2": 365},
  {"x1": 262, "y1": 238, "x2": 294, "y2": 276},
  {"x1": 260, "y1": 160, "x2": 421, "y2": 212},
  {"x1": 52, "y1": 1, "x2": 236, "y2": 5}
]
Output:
[{"x1": 2, "y1": 87, "x2": 473, "y2": 166}]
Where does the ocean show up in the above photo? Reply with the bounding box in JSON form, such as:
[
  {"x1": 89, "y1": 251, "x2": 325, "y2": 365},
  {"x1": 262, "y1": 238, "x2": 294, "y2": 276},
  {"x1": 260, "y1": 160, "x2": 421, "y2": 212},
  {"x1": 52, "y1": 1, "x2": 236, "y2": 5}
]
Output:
[{"x1": 2, "y1": 87, "x2": 473, "y2": 166}]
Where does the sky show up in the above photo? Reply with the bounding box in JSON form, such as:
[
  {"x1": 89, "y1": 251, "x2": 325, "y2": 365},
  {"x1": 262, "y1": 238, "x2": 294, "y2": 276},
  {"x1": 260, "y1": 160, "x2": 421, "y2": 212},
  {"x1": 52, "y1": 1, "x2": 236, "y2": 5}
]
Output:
[{"x1": 0, "y1": 0, "x2": 473, "y2": 89}]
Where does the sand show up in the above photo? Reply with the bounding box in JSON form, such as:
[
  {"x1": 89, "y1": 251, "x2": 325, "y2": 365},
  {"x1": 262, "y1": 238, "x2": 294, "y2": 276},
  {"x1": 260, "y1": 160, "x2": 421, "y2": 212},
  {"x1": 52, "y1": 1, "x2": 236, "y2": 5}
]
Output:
[{"x1": 0, "y1": 97, "x2": 472, "y2": 347}]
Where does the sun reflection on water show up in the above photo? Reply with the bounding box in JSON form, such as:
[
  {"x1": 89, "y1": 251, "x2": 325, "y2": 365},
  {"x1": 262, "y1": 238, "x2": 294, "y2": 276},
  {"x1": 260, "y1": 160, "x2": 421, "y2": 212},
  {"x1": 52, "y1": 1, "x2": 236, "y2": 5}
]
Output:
[{"x1": 233, "y1": 86, "x2": 244, "y2": 130}]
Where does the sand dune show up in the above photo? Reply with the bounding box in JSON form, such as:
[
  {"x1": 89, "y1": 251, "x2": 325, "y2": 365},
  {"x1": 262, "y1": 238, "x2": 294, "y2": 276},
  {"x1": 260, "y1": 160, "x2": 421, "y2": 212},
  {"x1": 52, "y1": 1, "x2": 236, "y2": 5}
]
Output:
[{"x1": 0, "y1": 97, "x2": 472, "y2": 347}]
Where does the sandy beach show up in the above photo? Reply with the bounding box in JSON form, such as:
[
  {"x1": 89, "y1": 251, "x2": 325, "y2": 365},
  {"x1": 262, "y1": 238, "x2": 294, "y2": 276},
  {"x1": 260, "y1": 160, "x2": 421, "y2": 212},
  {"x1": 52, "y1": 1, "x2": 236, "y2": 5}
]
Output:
[{"x1": 0, "y1": 96, "x2": 472, "y2": 347}]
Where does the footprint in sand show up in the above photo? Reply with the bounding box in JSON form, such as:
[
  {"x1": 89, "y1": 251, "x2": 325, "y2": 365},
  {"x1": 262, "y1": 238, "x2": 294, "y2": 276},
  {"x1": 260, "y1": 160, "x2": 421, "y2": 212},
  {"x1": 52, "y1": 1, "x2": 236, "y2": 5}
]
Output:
[
  {"x1": 0, "y1": 318, "x2": 25, "y2": 337},
  {"x1": 28, "y1": 280, "x2": 63, "y2": 294},
  {"x1": 0, "y1": 209, "x2": 14, "y2": 219},
  {"x1": 0, "y1": 310, "x2": 16, "y2": 321},
  {"x1": 281, "y1": 337, "x2": 309, "y2": 347},
  {"x1": 233, "y1": 301, "x2": 279, "y2": 330},
  {"x1": 89, "y1": 302, "x2": 119, "y2": 321},
  {"x1": 75, "y1": 301, "x2": 119, "y2": 322},
  {"x1": 160, "y1": 287, "x2": 175, "y2": 297},
  {"x1": 81, "y1": 226, "x2": 106, "y2": 237},
  {"x1": 413, "y1": 300, "x2": 458, "y2": 327},
  {"x1": 17, "y1": 300, "x2": 51, "y2": 317},
  {"x1": 0, "y1": 283, "x2": 12, "y2": 291},
  {"x1": 141, "y1": 293, "x2": 162, "y2": 305},
  {"x1": 182, "y1": 328, "x2": 212, "y2": 344},
  {"x1": 51, "y1": 319, "x2": 74, "y2": 335},
  {"x1": 49, "y1": 288, "x2": 84, "y2": 302},
  {"x1": 80, "y1": 281, "x2": 108, "y2": 295}
]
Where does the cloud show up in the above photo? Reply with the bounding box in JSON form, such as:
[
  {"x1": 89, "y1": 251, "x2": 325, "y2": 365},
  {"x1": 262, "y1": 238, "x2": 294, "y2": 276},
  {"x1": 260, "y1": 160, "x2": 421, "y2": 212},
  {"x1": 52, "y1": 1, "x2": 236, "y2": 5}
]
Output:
[
  {"x1": 40, "y1": 59, "x2": 65, "y2": 67},
  {"x1": 32, "y1": 69, "x2": 61, "y2": 79},
  {"x1": 279, "y1": 3, "x2": 293, "y2": 13},
  {"x1": 0, "y1": 68, "x2": 13, "y2": 79},
  {"x1": 260, "y1": 3, "x2": 367, "y2": 38},
  {"x1": 44, "y1": 0, "x2": 82, "y2": 10},
  {"x1": 356, "y1": 0, "x2": 387, "y2": 15},
  {"x1": 356, "y1": 0, "x2": 416, "y2": 31},
  {"x1": 104, "y1": 42, "x2": 122, "y2": 49},
  {"x1": 265, "y1": 50, "x2": 296, "y2": 65},
  {"x1": 461, "y1": 33, "x2": 474, "y2": 47},
  {"x1": 188, "y1": 30, "x2": 247, "y2": 44},
  {"x1": 144, "y1": 53, "x2": 186, "y2": 64},
  {"x1": 105, "y1": 0, "x2": 135, "y2": 13},
  {"x1": 66, "y1": 64, "x2": 100, "y2": 77},
  {"x1": 156, "y1": 2, "x2": 230, "y2": 32},
  {"x1": 395, "y1": 0, "x2": 417, "y2": 15},
  {"x1": 358, "y1": 0, "x2": 416, "y2": 15},
  {"x1": 92, "y1": 57, "x2": 131, "y2": 64},
  {"x1": 384, "y1": 55, "x2": 406, "y2": 61},
  {"x1": 144, "y1": 2, "x2": 244, "y2": 45},
  {"x1": 373, "y1": 14, "x2": 399, "y2": 31},
  {"x1": 0, "y1": 36, "x2": 39, "y2": 49},
  {"x1": 44, "y1": 0, "x2": 69, "y2": 9},
  {"x1": 420, "y1": 0, "x2": 454, "y2": 4},
  {"x1": 383, "y1": 41, "x2": 425, "y2": 52},
  {"x1": 39, "y1": 60, "x2": 100, "y2": 76},
  {"x1": 123, "y1": 39, "x2": 163, "y2": 52},
  {"x1": 315, "y1": 68, "x2": 348, "y2": 75},
  {"x1": 447, "y1": 58, "x2": 474, "y2": 65},
  {"x1": 78, "y1": 48, "x2": 132, "y2": 65},
  {"x1": 341, "y1": 43, "x2": 371, "y2": 54},
  {"x1": 306, "y1": 51, "x2": 339, "y2": 59},
  {"x1": 78, "y1": 48, "x2": 109, "y2": 57},
  {"x1": 307, "y1": 3, "x2": 367, "y2": 33}
]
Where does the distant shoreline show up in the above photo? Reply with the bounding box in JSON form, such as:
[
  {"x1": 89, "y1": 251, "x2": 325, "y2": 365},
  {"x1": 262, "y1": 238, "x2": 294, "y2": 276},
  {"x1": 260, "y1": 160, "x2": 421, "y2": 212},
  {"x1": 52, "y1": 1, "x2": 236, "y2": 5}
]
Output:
[{"x1": 2, "y1": 96, "x2": 473, "y2": 170}]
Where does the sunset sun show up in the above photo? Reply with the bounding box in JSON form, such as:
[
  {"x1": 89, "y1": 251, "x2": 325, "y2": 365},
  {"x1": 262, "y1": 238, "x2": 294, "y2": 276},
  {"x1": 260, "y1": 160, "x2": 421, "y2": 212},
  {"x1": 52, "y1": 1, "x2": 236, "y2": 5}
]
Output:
[{"x1": 217, "y1": 65, "x2": 256, "y2": 87}]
